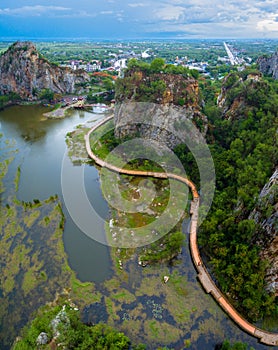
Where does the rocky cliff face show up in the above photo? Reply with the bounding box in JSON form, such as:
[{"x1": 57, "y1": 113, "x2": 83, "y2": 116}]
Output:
[
  {"x1": 257, "y1": 52, "x2": 278, "y2": 80},
  {"x1": 250, "y1": 169, "x2": 278, "y2": 295},
  {"x1": 217, "y1": 71, "x2": 268, "y2": 119},
  {"x1": 114, "y1": 102, "x2": 207, "y2": 150},
  {"x1": 114, "y1": 70, "x2": 207, "y2": 149},
  {"x1": 0, "y1": 41, "x2": 90, "y2": 99},
  {"x1": 217, "y1": 70, "x2": 278, "y2": 295}
]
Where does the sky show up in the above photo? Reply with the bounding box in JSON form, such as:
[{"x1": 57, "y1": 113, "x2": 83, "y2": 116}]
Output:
[{"x1": 0, "y1": 0, "x2": 278, "y2": 40}]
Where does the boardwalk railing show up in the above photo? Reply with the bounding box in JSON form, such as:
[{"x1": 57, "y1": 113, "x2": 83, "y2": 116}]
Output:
[{"x1": 85, "y1": 116, "x2": 278, "y2": 347}]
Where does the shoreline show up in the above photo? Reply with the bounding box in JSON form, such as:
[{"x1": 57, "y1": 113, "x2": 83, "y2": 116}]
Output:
[
  {"x1": 0, "y1": 97, "x2": 113, "y2": 119},
  {"x1": 85, "y1": 115, "x2": 278, "y2": 347},
  {"x1": 43, "y1": 105, "x2": 72, "y2": 119}
]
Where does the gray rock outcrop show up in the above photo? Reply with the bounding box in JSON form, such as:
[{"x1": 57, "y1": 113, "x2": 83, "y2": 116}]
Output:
[
  {"x1": 0, "y1": 41, "x2": 90, "y2": 99},
  {"x1": 114, "y1": 101, "x2": 207, "y2": 150},
  {"x1": 217, "y1": 72, "x2": 266, "y2": 119},
  {"x1": 257, "y1": 52, "x2": 278, "y2": 80},
  {"x1": 114, "y1": 67, "x2": 207, "y2": 148},
  {"x1": 36, "y1": 332, "x2": 49, "y2": 345},
  {"x1": 250, "y1": 169, "x2": 278, "y2": 295}
]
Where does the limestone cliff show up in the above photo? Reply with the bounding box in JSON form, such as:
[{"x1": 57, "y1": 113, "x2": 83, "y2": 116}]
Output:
[
  {"x1": 257, "y1": 51, "x2": 278, "y2": 80},
  {"x1": 114, "y1": 68, "x2": 207, "y2": 149},
  {"x1": 217, "y1": 71, "x2": 268, "y2": 120},
  {"x1": 0, "y1": 41, "x2": 90, "y2": 99},
  {"x1": 250, "y1": 169, "x2": 278, "y2": 295},
  {"x1": 217, "y1": 70, "x2": 278, "y2": 295}
]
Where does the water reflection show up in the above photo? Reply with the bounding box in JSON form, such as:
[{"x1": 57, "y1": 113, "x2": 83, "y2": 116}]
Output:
[
  {"x1": 0, "y1": 105, "x2": 112, "y2": 283},
  {"x1": 0, "y1": 105, "x2": 275, "y2": 350}
]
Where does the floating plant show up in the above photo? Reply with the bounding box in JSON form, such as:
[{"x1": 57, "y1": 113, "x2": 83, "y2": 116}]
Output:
[
  {"x1": 146, "y1": 299, "x2": 164, "y2": 320},
  {"x1": 122, "y1": 312, "x2": 131, "y2": 321}
]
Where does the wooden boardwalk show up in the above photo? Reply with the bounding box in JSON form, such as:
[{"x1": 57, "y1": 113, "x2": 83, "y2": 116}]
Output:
[{"x1": 85, "y1": 115, "x2": 278, "y2": 347}]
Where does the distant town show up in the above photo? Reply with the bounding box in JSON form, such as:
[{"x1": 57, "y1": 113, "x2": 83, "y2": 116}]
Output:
[
  {"x1": 59, "y1": 41, "x2": 262, "y2": 77},
  {"x1": 1, "y1": 38, "x2": 276, "y2": 80}
]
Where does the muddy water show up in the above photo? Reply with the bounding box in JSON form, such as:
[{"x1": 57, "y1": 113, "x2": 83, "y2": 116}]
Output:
[
  {"x1": 0, "y1": 105, "x2": 112, "y2": 282},
  {"x1": 0, "y1": 105, "x2": 275, "y2": 350}
]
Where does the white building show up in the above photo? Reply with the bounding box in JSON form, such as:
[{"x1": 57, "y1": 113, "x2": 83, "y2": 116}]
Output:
[
  {"x1": 114, "y1": 59, "x2": 127, "y2": 71},
  {"x1": 142, "y1": 49, "x2": 151, "y2": 59}
]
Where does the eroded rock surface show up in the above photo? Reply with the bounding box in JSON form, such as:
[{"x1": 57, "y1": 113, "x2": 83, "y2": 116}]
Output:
[
  {"x1": 257, "y1": 52, "x2": 278, "y2": 80},
  {"x1": 250, "y1": 169, "x2": 278, "y2": 295},
  {"x1": 0, "y1": 41, "x2": 90, "y2": 99},
  {"x1": 114, "y1": 69, "x2": 207, "y2": 149}
]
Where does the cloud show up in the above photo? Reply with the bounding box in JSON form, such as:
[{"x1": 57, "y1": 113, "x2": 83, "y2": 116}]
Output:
[
  {"x1": 0, "y1": 5, "x2": 71, "y2": 17},
  {"x1": 257, "y1": 13, "x2": 278, "y2": 32},
  {"x1": 139, "y1": 0, "x2": 277, "y2": 37},
  {"x1": 0, "y1": 0, "x2": 277, "y2": 38},
  {"x1": 128, "y1": 3, "x2": 146, "y2": 8},
  {"x1": 0, "y1": 5, "x2": 100, "y2": 19},
  {"x1": 115, "y1": 10, "x2": 125, "y2": 22},
  {"x1": 100, "y1": 11, "x2": 114, "y2": 15},
  {"x1": 154, "y1": 5, "x2": 185, "y2": 21},
  {"x1": 145, "y1": 20, "x2": 255, "y2": 38}
]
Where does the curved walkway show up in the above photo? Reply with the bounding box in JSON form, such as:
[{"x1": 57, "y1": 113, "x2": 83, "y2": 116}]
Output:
[{"x1": 85, "y1": 115, "x2": 278, "y2": 347}]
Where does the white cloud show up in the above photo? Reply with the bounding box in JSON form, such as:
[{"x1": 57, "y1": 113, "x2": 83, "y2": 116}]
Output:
[
  {"x1": 0, "y1": 0, "x2": 277, "y2": 38},
  {"x1": 257, "y1": 13, "x2": 278, "y2": 32},
  {"x1": 0, "y1": 5, "x2": 71, "y2": 16},
  {"x1": 155, "y1": 5, "x2": 185, "y2": 21},
  {"x1": 0, "y1": 5, "x2": 99, "y2": 19},
  {"x1": 146, "y1": 20, "x2": 256, "y2": 38},
  {"x1": 100, "y1": 11, "x2": 114, "y2": 15},
  {"x1": 142, "y1": 0, "x2": 277, "y2": 37},
  {"x1": 116, "y1": 10, "x2": 125, "y2": 22},
  {"x1": 128, "y1": 3, "x2": 146, "y2": 8}
]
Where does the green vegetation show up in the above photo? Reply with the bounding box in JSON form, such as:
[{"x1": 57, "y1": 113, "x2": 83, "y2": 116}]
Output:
[
  {"x1": 0, "y1": 134, "x2": 98, "y2": 349},
  {"x1": 139, "y1": 231, "x2": 184, "y2": 263},
  {"x1": 88, "y1": 123, "x2": 187, "y2": 263},
  {"x1": 86, "y1": 73, "x2": 116, "y2": 103},
  {"x1": 66, "y1": 124, "x2": 91, "y2": 163},
  {"x1": 0, "y1": 195, "x2": 77, "y2": 348},
  {"x1": 13, "y1": 301, "x2": 146, "y2": 350},
  {"x1": 39, "y1": 88, "x2": 55, "y2": 102},
  {"x1": 0, "y1": 40, "x2": 273, "y2": 69},
  {"x1": 127, "y1": 57, "x2": 191, "y2": 75},
  {"x1": 14, "y1": 166, "x2": 21, "y2": 191},
  {"x1": 104, "y1": 172, "x2": 186, "y2": 263},
  {"x1": 88, "y1": 66, "x2": 276, "y2": 325},
  {"x1": 217, "y1": 340, "x2": 255, "y2": 350},
  {"x1": 0, "y1": 95, "x2": 11, "y2": 109},
  {"x1": 0, "y1": 92, "x2": 21, "y2": 109},
  {"x1": 2, "y1": 41, "x2": 278, "y2": 348},
  {"x1": 179, "y1": 69, "x2": 278, "y2": 321},
  {"x1": 13, "y1": 269, "x2": 226, "y2": 350},
  {"x1": 115, "y1": 58, "x2": 199, "y2": 104}
]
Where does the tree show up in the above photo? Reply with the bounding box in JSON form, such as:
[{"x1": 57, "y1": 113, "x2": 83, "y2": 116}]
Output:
[
  {"x1": 196, "y1": 68, "x2": 278, "y2": 321},
  {"x1": 217, "y1": 340, "x2": 254, "y2": 350},
  {"x1": 39, "y1": 88, "x2": 54, "y2": 102},
  {"x1": 103, "y1": 78, "x2": 114, "y2": 91},
  {"x1": 0, "y1": 95, "x2": 9, "y2": 109},
  {"x1": 150, "y1": 58, "x2": 165, "y2": 73}
]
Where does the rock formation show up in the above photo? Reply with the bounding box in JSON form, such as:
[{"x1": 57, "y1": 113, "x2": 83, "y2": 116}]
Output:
[
  {"x1": 114, "y1": 101, "x2": 207, "y2": 150},
  {"x1": 218, "y1": 70, "x2": 278, "y2": 295},
  {"x1": 114, "y1": 68, "x2": 207, "y2": 149},
  {"x1": 250, "y1": 169, "x2": 278, "y2": 295},
  {"x1": 0, "y1": 41, "x2": 90, "y2": 99},
  {"x1": 217, "y1": 71, "x2": 268, "y2": 119},
  {"x1": 257, "y1": 52, "x2": 278, "y2": 80}
]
